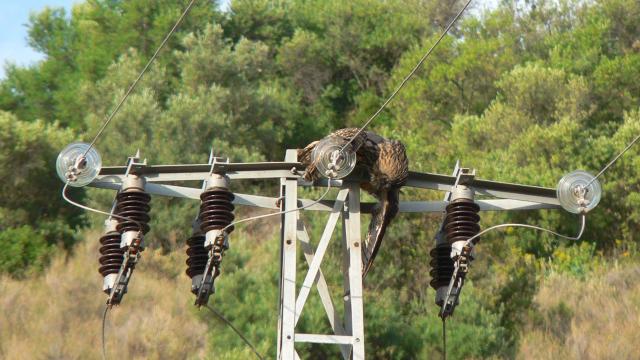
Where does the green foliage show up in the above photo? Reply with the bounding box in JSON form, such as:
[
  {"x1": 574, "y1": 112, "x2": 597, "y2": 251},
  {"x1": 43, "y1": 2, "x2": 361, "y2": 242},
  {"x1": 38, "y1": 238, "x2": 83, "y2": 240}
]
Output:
[
  {"x1": 0, "y1": 226, "x2": 51, "y2": 277},
  {"x1": 2, "y1": 0, "x2": 640, "y2": 357},
  {"x1": 543, "y1": 242, "x2": 601, "y2": 279},
  {"x1": 0, "y1": 111, "x2": 80, "y2": 277}
]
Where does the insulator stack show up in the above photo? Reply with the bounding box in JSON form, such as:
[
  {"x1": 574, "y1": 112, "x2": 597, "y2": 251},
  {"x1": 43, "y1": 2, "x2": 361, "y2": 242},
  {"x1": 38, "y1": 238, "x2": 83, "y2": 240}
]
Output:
[
  {"x1": 185, "y1": 221, "x2": 207, "y2": 294},
  {"x1": 99, "y1": 175, "x2": 151, "y2": 297},
  {"x1": 429, "y1": 244, "x2": 454, "y2": 289},
  {"x1": 115, "y1": 176, "x2": 151, "y2": 250},
  {"x1": 189, "y1": 173, "x2": 235, "y2": 302},
  {"x1": 199, "y1": 174, "x2": 235, "y2": 248},
  {"x1": 431, "y1": 184, "x2": 480, "y2": 307},
  {"x1": 444, "y1": 199, "x2": 480, "y2": 246},
  {"x1": 199, "y1": 192, "x2": 234, "y2": 238},
  {"x1": 115, "y1": 190, "x2": 151, "y2": 235},
  {"x1": 99, "y1": 219, "x2": 124, "y2": 293}
]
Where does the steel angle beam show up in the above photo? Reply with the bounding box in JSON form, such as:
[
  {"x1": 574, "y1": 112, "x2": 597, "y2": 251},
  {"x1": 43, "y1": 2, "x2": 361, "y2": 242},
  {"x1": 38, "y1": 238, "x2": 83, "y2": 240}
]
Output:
[
  {"x1": 98, "y1": 160, "x2": 559, "y2": 206},
  {"x1": 99, "y1": 161, "x2": 304, "y2": 175},
  {"x1": 295, "y1": 334, "x2": 355, "y2": 345},
  {"x1": 94, "y1": 156, "x2": 560, "y2": 206},
  {"x1": 393, "y1": 199, "x2": 560, "y2": 213},
  {"x1": 90, "y1": 180, "x2": 558, "y2": 213},
  {"x1": 405, "y1": 171, "x2": 558, "y2": 205}
]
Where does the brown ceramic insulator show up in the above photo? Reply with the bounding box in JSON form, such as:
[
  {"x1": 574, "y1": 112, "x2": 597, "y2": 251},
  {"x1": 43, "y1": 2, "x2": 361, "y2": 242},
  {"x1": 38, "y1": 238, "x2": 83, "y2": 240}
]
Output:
[
  {"x1": 198, "y1": 187, "x2": 235, "y2": 234},
  {"x1": 185, "y1": 233, "x2": 207, "y2": 279},
  {"x1": 115, "y1": 189, "x2": 151, "y2": 234},
  {"x1": 98, "y1": 231, "x2": 125, "y2": 277},
  {"x1": 444, "y1": 199, "x2": 480, "y2": 244},
  {"x1": 429, "y1": 244, "x2": 455, "y2": 290}
]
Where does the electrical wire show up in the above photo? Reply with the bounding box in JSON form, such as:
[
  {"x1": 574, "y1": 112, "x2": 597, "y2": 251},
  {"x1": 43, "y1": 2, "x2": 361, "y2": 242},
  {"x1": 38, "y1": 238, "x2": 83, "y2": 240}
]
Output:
[
  {"x1": 204, "y1": 305, "x2": 264, "y2": 360},
  {"x1": 63, "y1": 183, "x2": 143, "y2": 360},
  {"x1": 442, "y1": 319, "x2": 447, "y2": 360},
  {"x1": 219, "y1": 184, "x2": 333, "y2": 234},
  {"x1": 61, "y1": 182, "x2": 144, "y2": 235},
  {"x1": 587, "y1": 132, "x2": 640, "y2": 187},
  {"x1": 463, "y1": 214, "x2": 586, "y2": 248},
  {"x1": 81, "y1": 0, "x2": 198, "y2": 159},
  {"x1": 340, "y1": 0, "x2": 473, "y2": 151},
  {"x1": 101, "y1": 305, "x2": 109, "y2": 360}
]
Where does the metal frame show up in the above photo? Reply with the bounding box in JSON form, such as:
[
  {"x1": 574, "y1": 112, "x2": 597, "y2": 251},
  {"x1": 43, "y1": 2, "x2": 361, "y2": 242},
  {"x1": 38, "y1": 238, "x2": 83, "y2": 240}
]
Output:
[{"x1": 88, "y1": 149, "x2": 563, "y2": 360}]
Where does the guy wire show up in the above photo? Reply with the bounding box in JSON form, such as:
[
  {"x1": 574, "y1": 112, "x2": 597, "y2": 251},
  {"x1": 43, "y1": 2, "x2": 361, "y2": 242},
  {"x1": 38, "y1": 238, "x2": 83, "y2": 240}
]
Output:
[
  {"x1": 82, "y1": 0, "x2": 198, "y2": 159},
  {"x1": 340, "y1": 0, "x2": 473, "y2": 152}
]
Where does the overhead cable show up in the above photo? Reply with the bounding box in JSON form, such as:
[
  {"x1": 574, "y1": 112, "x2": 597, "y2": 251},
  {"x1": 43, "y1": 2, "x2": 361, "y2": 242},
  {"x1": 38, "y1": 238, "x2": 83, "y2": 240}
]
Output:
[
  {"x1": 82, "y1": 0, "x2": 198, "y2": 159},
  {"x1": 341, "y1": 0, "x2": 474, "y2": 151}
]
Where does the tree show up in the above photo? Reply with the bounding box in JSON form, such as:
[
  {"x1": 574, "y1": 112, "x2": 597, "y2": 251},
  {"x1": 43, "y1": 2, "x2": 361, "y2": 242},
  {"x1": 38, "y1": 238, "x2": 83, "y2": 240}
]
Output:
[{"x1": 0, "y1": 111, "x2": 80, "y2": 277}]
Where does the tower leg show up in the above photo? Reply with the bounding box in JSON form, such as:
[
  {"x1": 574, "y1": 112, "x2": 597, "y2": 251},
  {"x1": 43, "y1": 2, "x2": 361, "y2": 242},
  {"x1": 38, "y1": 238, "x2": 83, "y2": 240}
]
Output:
[
  {"x1": 343, "y1": 183, "x2": 365, "y2": 358},
  {"x1": 279, "y1": 150, "x2": 299, "y2": 359}
]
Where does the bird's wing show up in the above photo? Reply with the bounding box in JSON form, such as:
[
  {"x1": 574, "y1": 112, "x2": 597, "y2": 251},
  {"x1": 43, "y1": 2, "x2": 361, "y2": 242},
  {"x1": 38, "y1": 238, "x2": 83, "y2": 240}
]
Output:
[
  {"x1": 297, "y1": 140, "x2": 320, "y2": 181},
  {"x1": 362, "y1": 187, "x2": 400, "y2": 278}
]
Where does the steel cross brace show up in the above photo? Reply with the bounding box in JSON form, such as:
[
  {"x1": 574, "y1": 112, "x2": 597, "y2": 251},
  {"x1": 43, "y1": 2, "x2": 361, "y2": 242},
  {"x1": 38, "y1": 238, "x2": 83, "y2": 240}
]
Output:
[{"x1": 277, "y1": 150, "x2": 365, "y2": 360}]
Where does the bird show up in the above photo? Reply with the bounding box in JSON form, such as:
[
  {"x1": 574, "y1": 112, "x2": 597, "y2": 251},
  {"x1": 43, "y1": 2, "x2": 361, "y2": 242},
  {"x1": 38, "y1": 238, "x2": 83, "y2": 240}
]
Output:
[{"x1": 298, "y1": 128, "x2": 409, "y2": 278}]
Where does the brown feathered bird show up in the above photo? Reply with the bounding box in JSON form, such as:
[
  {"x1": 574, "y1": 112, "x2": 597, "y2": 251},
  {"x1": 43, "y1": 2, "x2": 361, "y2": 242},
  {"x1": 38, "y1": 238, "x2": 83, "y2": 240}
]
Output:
[{"x1": 298, "y1": 128, "x2": 409, "y2": 278}]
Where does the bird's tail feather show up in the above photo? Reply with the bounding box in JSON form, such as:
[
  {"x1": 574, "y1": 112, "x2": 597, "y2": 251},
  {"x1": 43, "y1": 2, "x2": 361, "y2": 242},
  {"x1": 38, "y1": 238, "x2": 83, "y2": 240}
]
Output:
[{"x1": 362, "y1": 188, "x2": 399, "y2": 279}]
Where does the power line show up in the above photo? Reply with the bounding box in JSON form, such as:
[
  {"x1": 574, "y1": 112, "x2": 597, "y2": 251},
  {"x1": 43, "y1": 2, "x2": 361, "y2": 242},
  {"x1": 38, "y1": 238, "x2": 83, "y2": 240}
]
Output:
[
  {"x1": 205, "y1": 305, "x2": 264, "y2": 360},
  {"x1": 587, "y1": 132, "x2": 640, "y2": 186},
  {"x1": 463, "y1": 214, "x2": 586, "y2": 248},
  {"x1": 341, "y1": 0, "x2": 474, "y2": 151},
  {"x1": 442, "y1": 318, "x2": 447, "y2": 360},
  {"x1": 101, "y1": 305, "x2": 109, "y2": 360},
  {"x1": 82, "y1": 0, "x2": 198, "y2": 159},
  {"x1": 220, "y1": 183, "x2": 332, "y2": 235},
  {"x1": 61, "y1": 182, "x2": 144, "y2": 235}
]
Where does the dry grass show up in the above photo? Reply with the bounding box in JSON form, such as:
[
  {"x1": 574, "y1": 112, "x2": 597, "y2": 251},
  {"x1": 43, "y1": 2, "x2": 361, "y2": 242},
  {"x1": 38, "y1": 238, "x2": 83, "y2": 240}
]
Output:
[
  {"x1": 519, "y1": 264, "x2": 640, "y2": 360},
  {"x1": 0, "y1": 231, "x2": 207, "y2": 360},
  {"x1": 3, "y1": 224, "x2": 639, "y2": 360}
]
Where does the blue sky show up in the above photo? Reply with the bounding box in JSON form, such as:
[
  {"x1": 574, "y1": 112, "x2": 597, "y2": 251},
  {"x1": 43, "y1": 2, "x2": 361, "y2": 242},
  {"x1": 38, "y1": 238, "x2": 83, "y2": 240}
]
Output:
[
  {"x1": 0, "y1": 0, "x2": 78, "y2": 79},
  {"x1": 0, "y1": 0, "x2": 232, "y2": 79}
]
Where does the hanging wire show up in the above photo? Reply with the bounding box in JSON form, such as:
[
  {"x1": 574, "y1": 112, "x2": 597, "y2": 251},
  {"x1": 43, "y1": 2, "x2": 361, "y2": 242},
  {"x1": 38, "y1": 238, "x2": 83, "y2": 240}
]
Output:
[
  {"x1": 101, "y1": 305, "x2": 109, "y2": 360},
  {"x1": 81, "y1": 0, "x2": 198, "y2": 159},
  {"x1": 63, "y1": 182, "x2": 143, "y2": 360},
  {"x1": 462, "y1": 214, "x2": 586, "y2": 248},
  {"x1": 218, "y1": 183, "x2": 333, "y2": 235},
  {"x1": 340, "y1": 0, "x2": 473, "y2": 151},
  {"x1": 587, "y1": 132, "x2": 640, "y2": 187},
  {"x1": 61, "y1": 182, "x2": 144, "y2": 235},
  {"x1": 205, "y1": 305, "x2": 265, "y2": 360},
  {"x1": 442, "y1": 318, "x2": 447, "y2": 360}
]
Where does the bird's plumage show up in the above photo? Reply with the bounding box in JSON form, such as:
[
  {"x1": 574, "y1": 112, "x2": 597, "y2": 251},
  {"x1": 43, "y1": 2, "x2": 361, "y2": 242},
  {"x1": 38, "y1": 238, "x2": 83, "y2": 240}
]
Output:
[{"x1": 298, "y1": 128, "x2": 409, "y2": 278}]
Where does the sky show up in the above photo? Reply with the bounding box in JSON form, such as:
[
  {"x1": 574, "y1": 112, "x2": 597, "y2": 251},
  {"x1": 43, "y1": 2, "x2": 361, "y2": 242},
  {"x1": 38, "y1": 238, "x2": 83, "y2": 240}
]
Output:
[
  {"x1": 0, "y1": 0, "x2": 232, "y2": 80},
  {"x1": 0, "y1": 0, "x2": 78, "y2": 79}
]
